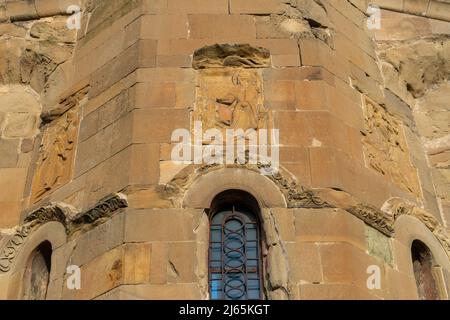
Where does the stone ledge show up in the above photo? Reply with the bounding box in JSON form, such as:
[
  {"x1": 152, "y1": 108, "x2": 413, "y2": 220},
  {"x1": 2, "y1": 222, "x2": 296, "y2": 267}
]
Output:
[{"x1": 0, "y1": 0, "x2": 82, "y2": 23}]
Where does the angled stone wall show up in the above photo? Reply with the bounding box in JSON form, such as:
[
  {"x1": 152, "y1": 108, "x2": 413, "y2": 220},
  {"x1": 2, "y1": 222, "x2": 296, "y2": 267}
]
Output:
[{"x1": 0, "y1": 0, "x2": 448, "y2": 300}]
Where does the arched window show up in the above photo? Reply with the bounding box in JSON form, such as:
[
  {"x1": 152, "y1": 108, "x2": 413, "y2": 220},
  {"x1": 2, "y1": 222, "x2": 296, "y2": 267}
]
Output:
[
  {"x1": 208, "y1": 190, "x2": 263, "y2": 300},
  {"x1": 22, "y1": 241, "x2": 52, "y2": 300},
  {"x1": 411, "y1": 240, "x2": 439, "y2": 300}
]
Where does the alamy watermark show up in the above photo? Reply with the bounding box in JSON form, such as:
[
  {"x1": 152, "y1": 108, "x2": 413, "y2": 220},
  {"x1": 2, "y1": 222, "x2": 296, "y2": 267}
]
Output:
[
  {"x1": 366, "y1": 265, "x2": 381, "y2": 290},
  {"x1": 66, "y1": 5, "x2": 81, "y2": 30},
  {"x1": 171, "y1": 121, "x2": 280, "y2": 175},
  {"x1": 367, "y1": 4, "x2": 381, "y2": 30},
  {"x1": 66, "y1": 265, "x2": 81, "y2": 290}
]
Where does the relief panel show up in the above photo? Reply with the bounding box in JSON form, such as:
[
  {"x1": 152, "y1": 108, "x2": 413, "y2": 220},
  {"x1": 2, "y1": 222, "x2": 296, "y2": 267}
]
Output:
[
  {"x1": 31, "y1": 108, "x2": 79, "y2": 203},
  {"x1": 362, "y1": 97, "x2": 421, "y2": 197},
  {"x1": 193, "y1": 68, "x2": 273, "y2": 134}
]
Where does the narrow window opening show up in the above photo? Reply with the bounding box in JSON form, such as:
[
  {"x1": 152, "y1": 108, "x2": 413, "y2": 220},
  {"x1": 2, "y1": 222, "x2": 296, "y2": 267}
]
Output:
[
  {"x1": 23, "y1": 241, "x2": 52, "y2": 300},
  {"x1": 411, "y1": 240, "x2": 439, "y2": 300},
  {"x1": 208, "y1": 190, "x2": 263, "y2": 300}
]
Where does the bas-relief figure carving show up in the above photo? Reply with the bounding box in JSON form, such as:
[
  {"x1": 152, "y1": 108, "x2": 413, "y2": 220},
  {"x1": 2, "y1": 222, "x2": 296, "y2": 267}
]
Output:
[
  {"x1": 362, "y1": 97, "x2": 421, "y2": 197},
  {"x1": 194, "y1": 68, "x2": 273, "y2": 135},
  {"x1": 192, "y1": 44, "x2": 273, "y2": 142},
  {"x1": 31, "y1": 108, "x2": 79, "y2": 203}
]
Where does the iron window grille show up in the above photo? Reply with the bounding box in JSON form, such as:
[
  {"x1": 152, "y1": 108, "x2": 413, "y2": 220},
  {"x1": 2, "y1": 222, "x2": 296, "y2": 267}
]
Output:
[{"x1": 209, "y1": 206, "x2": 263, "y2": 300}]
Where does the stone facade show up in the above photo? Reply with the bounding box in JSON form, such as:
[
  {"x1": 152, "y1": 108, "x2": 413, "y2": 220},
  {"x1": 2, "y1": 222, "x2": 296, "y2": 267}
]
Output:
[{"x1": 0, "y1": 0, "x2": 449, "y2": 300}]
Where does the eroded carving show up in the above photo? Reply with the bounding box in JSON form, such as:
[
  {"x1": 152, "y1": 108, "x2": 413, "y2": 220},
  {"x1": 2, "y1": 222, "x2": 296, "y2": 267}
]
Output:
[
  {"x1": 269, "y1": 170, "x2": 333, "y2": 208},
  {"x1": 0, "y1": 194, "x2": 128, "y2": 273},
  {"x1": 386, "y1": 199, "x2": 450, "y2": 257},
  {"x1": 31, "y1": 108, "x2": 79, "y2": 203},
  {"x1": 161, "y1": 164, "x2": 449, "y2": 258},
  {"x1": 42, "y1": 85, "x2": 90, "y2": 122},
  {"x1": 362, "y1": 97, "x2": 421, "y2": 197},
  {"x1": 24, "y1": 205, "x2": 67, "y2": 228},
  {"x1": 68, "y1": 193, "x2": 128, "y2": 235},
  {"x1": 194, "y1": 68, "x2": 273, "y2": 134},
  {"x1": 348, "y1": 204, "x2": 395, "y2": 236},
  {"x1": 193, "y1": 44, "x2": 271, "y2": 69},
  {"x1": 0, "y1": 225, "x2": 31, "y2": 273}
]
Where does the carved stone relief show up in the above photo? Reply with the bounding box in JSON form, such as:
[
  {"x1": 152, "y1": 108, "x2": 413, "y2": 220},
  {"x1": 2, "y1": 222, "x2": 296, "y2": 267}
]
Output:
[
  {"x1": 0, "y1": 193, "x2": 128, "y2": 273},
  {"x1": 0, "y1": 225, "x2": 31, "y2": 273},
  {"x1": 192, "y1": 44, "x2": 271, "y2": 70},
  {"x1": 31, "y1": 107, "x2": 79, "y2": 203},
  {"x1": 362, "y1": 97, "x2": 421, "y2": 197},
  {"x1": 386, "y1": 198, "x2": 450, "y2": 257},
  {"x1": 42, "y1": 85, "x2": 90, "y2": 122},
  {"x1": 194, "y1": 68, "x2": 273, "y2": 134},
  {"x1": 192, "y1": 44, "x2": 273, "y2": 147}
]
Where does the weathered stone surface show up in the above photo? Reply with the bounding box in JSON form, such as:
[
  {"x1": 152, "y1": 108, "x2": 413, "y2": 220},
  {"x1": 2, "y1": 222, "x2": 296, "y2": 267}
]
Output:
[
  {"x1": 193, "y1": 44, "x2": 271, "y2": 69},
  {"x1": 361, "y1": 97, "x2": 421, "y2": 197},
  {"x1": 286, "y1": 242, "x2": 322, "y2": 284},
  {"x1": 0, "y1": 139, "x2": 19, "y2": 167},
  {"x1": 100, "y1": 283, "x2": 202, "y2": 300},
  {"x1": 30, "y1": 16, "x2": 76, "y2": 43},
  {"x1": 365, "y1": 225, "x2": 393, "y2": 266},
  {"x1": 193, "y1": 68, "x2": 273, "y2": 135},
  {"x1": 31, "y1": 108, "x2": 79, "y2": 203},
  {"x1": 378, "y1": 38, "x2": 450, "y2": 98},
  {"x1": 0, "y1": 0, "x2": 448, "y2": 302},
  {"x1": 124, "y1": 209, "x2": 198, "y2": 242},
  {"x1": 63, "y1": 243, "x2": 151, "y2": 300},
  {"x1": 294, "y1": 208, "x2": 367, "y2": 250},
  {"x1": 70, "y1": 212, "x2": 126, "y2": 267},
  {"x1": 3, "y1": 113, "x2": 38, "y2": 138}
]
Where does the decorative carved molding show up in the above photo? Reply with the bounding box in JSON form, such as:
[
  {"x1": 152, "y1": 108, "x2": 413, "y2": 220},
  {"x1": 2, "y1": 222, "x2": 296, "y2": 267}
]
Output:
[
  {"x1": 163, "y1": 163, "x2": 333, "y2": 209},
  {"x1": 0, "y1": 193, "x2": 128, "y2": 273},
  {"x1": 163, "y1": 164, "x2": 449, "y2": 257},
  {"x1": 24, "y1": 205, "x2": 67, "y2": 229},
  {"x1": 348, "y1": 204, "x2": 395, "y2": 236},
  {"x1": 0, "y1": 225, "x2": 31, "y2": 273},
  {"x1": 386, "y1": 199, "x2": 450, "y2": 257},
  {"x1": 67, "y1": 193, "x2": 128, "y2": 235},
  {"x1": 0, "y1": 204, "x2": 70, "y2": 272},
  {"x1": 269, "y1": 171, "x2": 333, "y2": 209}
]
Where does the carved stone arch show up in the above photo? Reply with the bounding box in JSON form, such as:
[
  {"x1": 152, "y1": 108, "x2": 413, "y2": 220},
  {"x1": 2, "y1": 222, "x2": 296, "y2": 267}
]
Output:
[
  {"x1": 173, "y1": 165, "x2": 299, "y2": 300},
  {"x1": 163, "y1": 163, "x2": 332, "y2": 210},
  {"x1": 2, "y1": 221, "x2": 67, "y2": 299},
  {"x1": 382, "y1": 197, "x2": 450, "y2": 259},
  {"x1": 393, "y1": 215, "x2": 450, "y2": 270},
  {"x1": 380, "y1": 198, "x2": 450, "y2": 299},
  {"x1": 183, "y1": 167, "x2": 287, "y2": 209},
  {"x1": 393, "y1": 215, "x2": 450, "y2": 299},
  {"x1": 0, "y1": 204, "x2": 68, "y2": 275}
]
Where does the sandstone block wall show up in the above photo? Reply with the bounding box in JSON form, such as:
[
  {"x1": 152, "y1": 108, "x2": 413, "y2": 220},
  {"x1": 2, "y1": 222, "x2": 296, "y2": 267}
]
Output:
[{"x1": 0, "y1": 0, "x2": 449, "y2": 300}]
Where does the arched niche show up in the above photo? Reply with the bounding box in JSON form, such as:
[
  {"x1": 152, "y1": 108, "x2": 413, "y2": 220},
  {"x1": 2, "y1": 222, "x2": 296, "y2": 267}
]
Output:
[
  {"x1": 183, "y1": 167, "x2": 287, "y2": 209},
  {"x1": 393, "y1": 215, "x2": 450, "y2": 299},
  {"x1": 394, "y1": 215, "x2": 449, "y2": 269},
  {"x1": 411, "y1": 240, "x2": 440, "y2": 300},
  {"x1": 22, "y1": 240, "x2": 52, "y2": 300},
  {"x1": 184, "y1": 168, "x2": 292, "y2": 300},
  {"x1": 4, "y1": 221, "x2": 67, "y2": 300}
]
